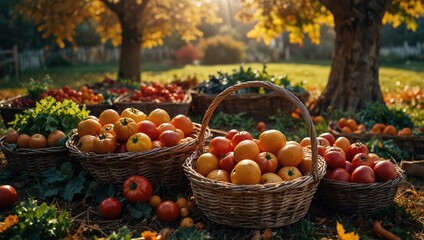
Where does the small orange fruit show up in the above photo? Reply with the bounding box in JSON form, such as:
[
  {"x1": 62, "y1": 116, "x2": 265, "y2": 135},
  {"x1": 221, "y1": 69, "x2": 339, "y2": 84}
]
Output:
[
  {"x1": 148, "y1": 108, "x2": 170, "y2": 127},
  {"x1": 383, "y1": 125, "x2": 397, "y2": 135},
  {"x1": 99, "y1": 109, "x2": 120, "y2": 126},
  {"x1": 346, "y1": 119, "x2": 358, "y2": 131},
  {"x1": 341, "y1": 126, "x2": 352, "y2": 134},
  {"x1": 278, "y1": 166, "x2": 302, "y2": 181},
  {"x1": 258, "y1": 129, "x2": 287, "y2": 154},
  {"x1": 171, "y1": 115, "x2": 194, "y2": 136},
  {"x1": 149, "y1": 195, "x2": 162, "y2": 208},
  {"x1": 276, "y1": 144, "x2": 304, "y2": 167},
  {"x1": 195, "y1": 153, "x2": 219, "y2": 177},
  {"x1": 234, "y1": 140, "x2": 260, "y2": 163},
  {"x1": 230, "y1": 160, "x2": 261, "y2": 185}
]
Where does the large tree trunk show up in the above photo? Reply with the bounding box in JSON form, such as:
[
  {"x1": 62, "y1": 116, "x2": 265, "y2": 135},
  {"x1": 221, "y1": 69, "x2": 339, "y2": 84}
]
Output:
[
  {"x1": 102, "y1": 0, "x2": 149, "y2": 82},
  {"x1": 311, "y1": 0, "x2": 391, "y2": 115},
  {"x1": 118, "y1": 23, "x2": 142, "y2": 81}
]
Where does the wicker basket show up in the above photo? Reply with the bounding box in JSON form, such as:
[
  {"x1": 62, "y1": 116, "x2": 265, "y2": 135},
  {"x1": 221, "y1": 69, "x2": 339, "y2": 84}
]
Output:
[
  {"x1": 328, "y1": 126, "x2": 424, "y2": 159},
  {"x1": 190, "y1": 89, "x2": 309, "y2": 119},
  {"x1": 83, "y1": 103, "x2": 116, "y2": 117},
  {"x1": 66, "y1": 123, "x2": 210, "y2": 186},
  {"x1": 114, "y1": 93, "x2": 192, "y2": 117},
  {"x1": 0, "y1": 136, "x2": 70, "y2": 176},
  {"x1": 0, "y1": 95, "x2": 33, "y2": 127},
  {"x1": 183, "y1": 81, "x2": 326, "y2": 228},
  {"x1": 318, "y1": 163, "x2": 405, "y2": 215}
]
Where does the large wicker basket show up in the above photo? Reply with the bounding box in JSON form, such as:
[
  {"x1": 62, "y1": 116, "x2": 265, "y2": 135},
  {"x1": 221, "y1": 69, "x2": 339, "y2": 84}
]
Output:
[
  {"x1": 0, "y1": 136, "x2": 70, "y2": 176},
  {"x1": 318, "y1": 163, "x2": 405, "y2": 215},
  {"x1": 114, "y1": 93, "x2": 192, "y2": 117},
  {"x1": 190, "y1": 89, "x2": 309, "y2": 119},
  {"x1": 328, "y1": 126, "x2": 424, "y2": 159},
  {"x1": 66, "y1": 123, "x2": 210, "y2": 186},
  {"x1": 183, "y1": 81, "x2": 326, "y2": 228},
  {"x1": 0, "y1": 95, "x2": 33, "y2": 127}
]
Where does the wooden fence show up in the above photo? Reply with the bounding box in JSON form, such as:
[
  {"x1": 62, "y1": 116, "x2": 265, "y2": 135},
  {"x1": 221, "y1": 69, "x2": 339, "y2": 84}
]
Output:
[
  {"x1": 380, "y1": 42, "x2": 423, "y2": 58},
  {"x1": 16, "y1": 46, "x2": 175, "y2": 72},
  {"x1": 0, "y1": 45, "x2": 19, "y2": 77}
]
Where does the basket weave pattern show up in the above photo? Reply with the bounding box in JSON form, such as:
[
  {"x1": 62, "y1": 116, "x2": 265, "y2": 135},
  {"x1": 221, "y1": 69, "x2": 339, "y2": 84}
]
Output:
[
  {"x1": 66, "y1": 123, "x2": 209, "y2": 186},
  {"x1": 114, "y1": 93, "x2": 192, "y2": 117},
  {"x1": 190, "y1": 90, "x2": 309, "y2": 119},
  {"x1": 328, "y1": 127, "x2": 424, "y2": 158},
  {"x1": 0, "y1": 137, "x2": 70, "y2": 176},
  {"x1": 318, "y1": 166, "x2": 405, "y2": 215},
  {"x1": 184, "y1": 81, "x2": 326, "y2": 228}
]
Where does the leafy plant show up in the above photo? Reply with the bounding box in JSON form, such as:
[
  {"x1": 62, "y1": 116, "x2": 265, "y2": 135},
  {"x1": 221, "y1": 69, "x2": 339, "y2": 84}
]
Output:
[
  {"x1": 95, "y1": 226, "x2": 132, "y2": 240},
  {"x1": 357, "y1": 103, "x2": 414, "y2": 130},
  {"x1": 126, "y1": 203, "x2": 152, "y2": 220},
  {"x1": 11, "y1": 96, "x2": 89, "y2": 136},
  {"x1": 22, "y1": 75, "x2": 51, "y2": 100},
  {"x1": 2, "y1": 198, "x2": 71, "y2": 240},
  {"x1": 196, "y1": 64, "x2": 306, "y2": 94},
  {"x1": 38, "y1": 162, "x2": 87, "y2": 202},
  {"x1": 366, "y1": 137, "x2": 409, "y2": 160},
  {"x1": 169, "y1": 226, "x2": 212, "y2": 240},
  {"x1": 85, "y1": 181, "x2": 116, "y2": 203}
]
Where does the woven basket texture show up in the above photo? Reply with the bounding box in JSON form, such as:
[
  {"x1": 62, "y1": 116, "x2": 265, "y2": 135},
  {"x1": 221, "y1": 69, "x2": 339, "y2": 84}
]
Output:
[
  {"x1": 0, "y1": 95, "x2": 30, "y2": 127},
  {"x1": 83, "y1": 103, "x2": 116, "y2": 117},
  {"x1": 184, "y1": 81, "x2": 326, "y2": 228},
  {"x1": 114, "y1": 93, "x2": 192, "y2": 117},
  {"x1": 328, "y1": 127, "x2": 424, "y2": 159},
  {"x1": 0, "y1": 136, "x2": 70, "y2": 176},
  {"x1": 190, "y1": 90, "x2": 309, "y2": 119},
  {"x1": 318, "y1": 165, "x2": 405, "y2": 215},
  {"x1": 66, "y1": 123, "x2": 210, "y2": 186}
]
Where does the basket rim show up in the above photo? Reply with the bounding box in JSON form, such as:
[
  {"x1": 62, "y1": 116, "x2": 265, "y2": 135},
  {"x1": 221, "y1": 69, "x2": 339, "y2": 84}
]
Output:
[
  {"x1": 328, "y1": 124, "x2": 424, "y2": 141},
  {"x1": 0, "y1": 95, "x2": 30, "y2": 109},
  {"x1": 66, "y1": 122, "x2": 209, "y2": 159},
  {"x1": 0, "y1": 136, "x2": 68, "y2": 154},
  {"x1": 190, "y1": 89, "x2": 310, "y2": 98},
  {"x1": 113, "y1": 91, "x2": 192, "y2": 105},
  {"x1": 320, "y1": 164, "x2": 405, "y2": 189}
]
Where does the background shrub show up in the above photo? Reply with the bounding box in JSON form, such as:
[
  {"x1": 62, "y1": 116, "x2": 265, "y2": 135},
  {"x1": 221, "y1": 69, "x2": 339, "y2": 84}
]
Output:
[
  {"x1": 200, "y1": 35, "x2": 246, "y2": 65},
  {"x1": 175, "y1": 44, "x2": 203, "y2": 65}
]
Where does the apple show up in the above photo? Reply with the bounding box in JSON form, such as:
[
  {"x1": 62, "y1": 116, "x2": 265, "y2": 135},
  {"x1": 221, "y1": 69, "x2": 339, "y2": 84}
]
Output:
[
  {"x1": 219, "y1": 152, "x2": 236, "y2": 172},
  {"x1": 324, "y1": 148, "x2": 346, "y2": 169},
  {"x1": 373, "y1": 160, "x2": 398, "y2": 182},
  {"x1": 137, "y1": 120, "x2": 159, "y2": 141},
  {"x1": 231, "y1": 131, "x2": 253, "y2": 148},
  {"x1": 330, "y1": 168, "x2": 351, "y2": 182},
  {"x1": 319, "y1": 132, "x2": 336, "y2": 146}
]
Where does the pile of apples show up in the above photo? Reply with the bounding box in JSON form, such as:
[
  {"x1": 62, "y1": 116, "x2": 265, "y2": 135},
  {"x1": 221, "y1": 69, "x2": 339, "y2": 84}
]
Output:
[
  {"x1": 76, "y1": 107, "x2": 194, "y2": 154},
  {"x1": 195, "y1": 129, "x2": 313, "y2": 185},
  {"x1": 336, "y1": 117, "x2": 412, "y2": 136},
  {"x1": 301, "y1": 132, "x2": 399, "y2": 184},
  {"x1": 4, "y1": 130, "x2": 66, "y2": 149}
]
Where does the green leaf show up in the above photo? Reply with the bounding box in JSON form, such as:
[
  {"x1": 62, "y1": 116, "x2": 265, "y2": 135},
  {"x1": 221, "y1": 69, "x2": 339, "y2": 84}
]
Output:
[
  {"x1": 42, "y1": 168, "x2": 65, "y2": 184},
  {"x1": 169, "y1": 226, "x2": 213, "y2": 240},
  {"x1": 43, "y1": 186, "x2": 61, "y2": 198},
  {"x1": 60, "y1": 162, "x2": 74, "y2": 181},
  {"x1": 126, "y1": 203, "x2": 152, "y2": 219},
  {"x1": 105, "y1": 226, "x2": 132, "y2": 240},
  {"x1": 85, "y1": 181, "x2": 116, "y2": 203},
  {"x1": 63, "y1": 171, "x2": 86, "y2": 202}
]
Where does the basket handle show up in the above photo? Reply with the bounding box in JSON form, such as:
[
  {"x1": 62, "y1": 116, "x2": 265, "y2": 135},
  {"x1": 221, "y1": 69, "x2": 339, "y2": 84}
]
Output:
[{"x1": 196, "y1": 81, "x2": 319, "y2": 181}]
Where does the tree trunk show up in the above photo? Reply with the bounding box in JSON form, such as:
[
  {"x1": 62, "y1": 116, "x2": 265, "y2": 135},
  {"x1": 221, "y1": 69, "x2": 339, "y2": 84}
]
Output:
[
  {"x1": 118, "y1": 23, "x2": 142, "y2": 81},
  {"x1": 311, "y1": 0, "x2": 391, "y2": 115}
]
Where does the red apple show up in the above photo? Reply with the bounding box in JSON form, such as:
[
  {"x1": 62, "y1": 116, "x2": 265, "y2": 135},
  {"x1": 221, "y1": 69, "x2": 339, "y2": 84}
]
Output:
[
  {"x1": 137, "y1": 120, "x2": 159, "y2": 141},
  {"x1": 219, "y1": 152, "x2": 236, "y2": 172},
  {"x1": 231, "y1": 131, "x2": 253, "y2": 148},
  {"x1": 319, "y1": 132, "x2": 336, "y2": 146},
  {"x1": 373, "y1": 160, "x2": 398, "y2": 182},
  {"x1": 330, "y1": 168, "x2": 351, "y2": 182}
]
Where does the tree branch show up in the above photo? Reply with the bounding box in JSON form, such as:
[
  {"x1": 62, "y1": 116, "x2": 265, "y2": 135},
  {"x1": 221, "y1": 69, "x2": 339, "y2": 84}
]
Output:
[{"x1": 100, "y1": 0, "x2": 123, "y2": 15}]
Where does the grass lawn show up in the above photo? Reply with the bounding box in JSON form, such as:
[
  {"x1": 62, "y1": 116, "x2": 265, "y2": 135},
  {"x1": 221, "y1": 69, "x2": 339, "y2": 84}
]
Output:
[{"x1": 1, "y1": 60, "x2": 423, "y2": 91}]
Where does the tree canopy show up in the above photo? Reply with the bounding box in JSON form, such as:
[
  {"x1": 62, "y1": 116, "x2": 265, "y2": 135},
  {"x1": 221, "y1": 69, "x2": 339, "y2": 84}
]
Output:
[
  {"x1": 15, "y1": 0, "x2": 221, "y2": 49},
  {"x1": 237, "y1": 0, "x2": 424, "y2": 46}
]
